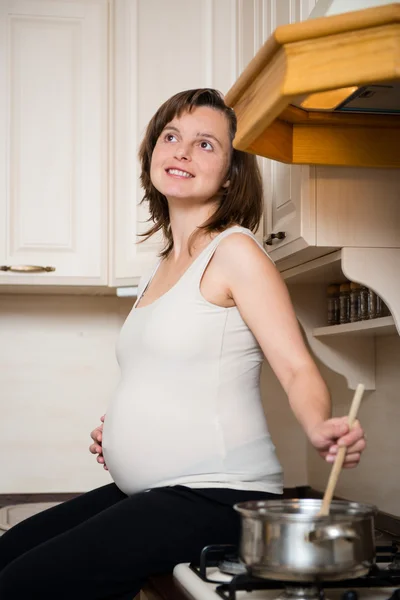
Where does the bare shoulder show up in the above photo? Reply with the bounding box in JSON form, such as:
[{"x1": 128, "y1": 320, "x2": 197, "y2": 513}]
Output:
[{"x1": 214, "y1": 232, "x2": 277, "y2": 277}]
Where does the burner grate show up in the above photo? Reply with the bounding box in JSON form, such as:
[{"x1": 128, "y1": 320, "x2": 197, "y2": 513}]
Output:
[
  {"x1": 215, "y1": 577, "x2": 327, "y2": 600},
  {"x1": 190, "y1": 542, "x2": 400, "y2": 600},
  {"x1": 194, "y1": 544, "x2": 239, "y2": 583}
]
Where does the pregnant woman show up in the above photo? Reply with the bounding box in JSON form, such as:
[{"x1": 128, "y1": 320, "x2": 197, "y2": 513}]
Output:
[{"x1": 0, "y1": 89, "x2": 366, "y2": 600}]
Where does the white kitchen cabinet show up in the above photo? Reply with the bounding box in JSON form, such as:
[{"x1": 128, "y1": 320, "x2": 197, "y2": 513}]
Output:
[
  {"x1": 0, "y1": 0, "x2": 109, "y2": 286},
  {"x1": 267, "y1": 166, "x2": 400, "y2": 270},
  {"x1": 109, "y1": 0, "x2": 267, "y2": 287},
  {"x1": 264, "y1": 163, "x2": 318, "y2": 263},
  {"x1": 0, "y1": 0, "x2": 271, "y2": 291}
]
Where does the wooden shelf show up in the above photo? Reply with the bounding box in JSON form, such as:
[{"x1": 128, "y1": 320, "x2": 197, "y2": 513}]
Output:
[
  {"x1": 225, "y1": 4, "x2": 400, "y2": 168},
  {"x1": 313, "y1": 316, "x2": 396, "y2": 338},
  {"x1": 281, "y1": 250, "x2": 344, "y2": 284},
  {"x1": 281, "y1": 247, "x2": 400, "y2": 390}
]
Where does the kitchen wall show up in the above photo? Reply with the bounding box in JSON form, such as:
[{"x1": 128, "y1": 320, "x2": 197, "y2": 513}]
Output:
[
  {"x1": 0, "y1": 294, "x2": 399, "y2": 517},
  {"x1": 0, "y1": 294, "x2": 131, "y2": 494}
]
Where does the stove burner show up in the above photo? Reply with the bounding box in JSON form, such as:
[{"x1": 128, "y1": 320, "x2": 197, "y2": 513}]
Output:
[
  {"x1": 218, "y1": 558, "x2": 247, "y2": 576},
  {"x1": 272, "y1": 585, "x2": 324, "y2": 600},
  {"x1": 190, "y1": 542, "x2": 400, "y2": 600}
]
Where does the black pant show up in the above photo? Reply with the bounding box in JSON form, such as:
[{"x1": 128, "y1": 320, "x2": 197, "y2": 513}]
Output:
[{"x1": 0, "y1": 483, "x2": 280, "y2": 600}]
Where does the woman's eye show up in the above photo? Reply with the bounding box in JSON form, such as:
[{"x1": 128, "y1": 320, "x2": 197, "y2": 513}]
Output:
[
  {"x1": 200, "y1": 140, "x2": 213, "y2": 151},
  {"x1": 165, "y1": 133, "x2": 177, "y2": 142}
]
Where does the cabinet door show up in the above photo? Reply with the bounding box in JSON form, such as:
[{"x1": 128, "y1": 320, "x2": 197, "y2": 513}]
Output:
[
  {"x1": 110, "y1": 0, "x2": 259, "y2": 287},
  {"x1": 0, "y1": 0, "x2": 108, "y2": 286},
  {"x1": 263, "y1": 0, "x2": 317, "y2": 261}
]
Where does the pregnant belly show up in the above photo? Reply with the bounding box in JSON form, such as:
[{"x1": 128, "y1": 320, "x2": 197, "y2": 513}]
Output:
[{"x1": 102, "y1": 393, "x2": 223, "y2": 495}]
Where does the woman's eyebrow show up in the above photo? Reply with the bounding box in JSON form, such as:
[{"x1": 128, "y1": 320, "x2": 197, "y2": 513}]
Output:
[{"x1": 196, "y1": 132, "x2": 222, "y2": 148}]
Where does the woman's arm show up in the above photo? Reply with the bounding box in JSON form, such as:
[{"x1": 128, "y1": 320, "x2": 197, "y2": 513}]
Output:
[{"x1": 215, "y1": 233, "x2": 366, "y2": 467}]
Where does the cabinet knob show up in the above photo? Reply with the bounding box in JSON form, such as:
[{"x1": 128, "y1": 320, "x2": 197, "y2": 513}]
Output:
[
  {"x1": 264, "y1": 232, "x2": 286, "y2": 246},
  {"x1": 0, "y1": 265, "x2": 56, "y2": 273}
]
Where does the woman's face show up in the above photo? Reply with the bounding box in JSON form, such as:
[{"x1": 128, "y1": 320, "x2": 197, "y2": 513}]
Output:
[{"x1": 150, "y1": 106, "x2": 231, "y2": 204}]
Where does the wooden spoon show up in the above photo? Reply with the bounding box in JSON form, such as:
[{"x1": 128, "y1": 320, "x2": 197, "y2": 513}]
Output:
[{"x1": 318, "y1": 383, "x2": 365, "y2": 517}]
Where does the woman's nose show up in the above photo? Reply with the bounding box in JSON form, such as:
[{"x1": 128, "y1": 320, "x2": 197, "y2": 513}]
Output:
[{"x1": 175, "y1": 144, "x2": 191, "y2": 161}]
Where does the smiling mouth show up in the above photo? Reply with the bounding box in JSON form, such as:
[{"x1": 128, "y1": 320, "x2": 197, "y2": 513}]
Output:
[{"x1": 166, "y1": 168, "x2": 194, "y2": 178}]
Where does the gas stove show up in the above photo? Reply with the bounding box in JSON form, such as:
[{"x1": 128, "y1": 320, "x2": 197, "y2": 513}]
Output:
[{"x1": 173, "y1": 534, "x2": 400, "y2": 600}]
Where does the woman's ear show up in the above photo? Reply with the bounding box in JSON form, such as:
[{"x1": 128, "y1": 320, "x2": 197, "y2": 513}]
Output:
[{"x1": 222, "y1": 179, "x2": 230, "y2": 189}]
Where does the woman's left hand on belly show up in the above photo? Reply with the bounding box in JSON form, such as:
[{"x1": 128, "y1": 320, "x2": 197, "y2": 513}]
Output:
[{"x1": 89, "y1": 414, "x2": 108, "y2": 470}]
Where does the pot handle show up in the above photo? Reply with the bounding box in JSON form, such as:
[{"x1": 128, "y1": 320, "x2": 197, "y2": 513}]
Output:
[{"x1": 308, "y1": 524, "x2": 359, "y2": 544}]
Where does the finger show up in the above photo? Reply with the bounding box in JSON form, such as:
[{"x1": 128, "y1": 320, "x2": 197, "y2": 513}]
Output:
[
  {"x1": 103, "y1": 464, "x2": 108, "y2": 470},
  {"x1": 342, "y1": 461, "x2": 360, "y2": 469},
  {"x1": 328, "y1": 437, "x2": 366, "y2": 455},
  {"x1": 319, "y1": 450, "x2": 331, "y2": 460},
  {"x1": 90, "y1": 428, "x2": 101, "y2": 442},
  {"x1": 344, "y1": 439, "x2": 366, "y2": 454},
  {"x1": 337, "y1": 427, "x2": 365, "y2": 448},
  {"x1": 97, "y1": 455, "x2": 105, "y2": 464},
  {"x1": 326, "y1": 451, "x2": 361, "y2": 464},
  {"x1": 89, "y1": 443, "x2": 98, "y2": 454},
  {"x1": 90, "y1": 430, "x2": 102, "y2": 443},
  {"x1": 343, "y1": 451, "x2": 361, "y2": 464},
  {"x1": 100, "y1": 415, "x2": 105, "y2": 422}
]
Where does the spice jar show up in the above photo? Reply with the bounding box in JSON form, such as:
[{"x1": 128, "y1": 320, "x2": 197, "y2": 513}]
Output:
[
  {"x1": 339, "y1": 282, "x2": 350, "y2": 324},
  {"x1": 350, "y1": 283, "x2": 361, "y2": 323},
  {"x1": 375, "y1": 295, "x2": 384, "y2": 318},
  {"x1": 368, "y1": 289, "x2": 378, "y2": 320},
  {"x1": 327, "y1": 284, "x2": 340, "y2": 325},
  {"x1": 359, "y1": 285, "x2": 369, "y2": 321}
]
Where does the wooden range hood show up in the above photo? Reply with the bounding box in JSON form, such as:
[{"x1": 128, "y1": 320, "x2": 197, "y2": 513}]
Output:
[{"x1": 225, "y1": 4, "x2": 400, "y2": 168}]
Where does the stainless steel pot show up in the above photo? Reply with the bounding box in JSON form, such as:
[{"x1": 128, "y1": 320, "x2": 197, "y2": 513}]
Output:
[{"x1": 234, "y1": 498, "x2": 377, "y2": 581}]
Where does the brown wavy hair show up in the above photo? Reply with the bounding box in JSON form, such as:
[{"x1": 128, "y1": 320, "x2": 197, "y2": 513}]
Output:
[{"x1": 138, "y1": 88, "x2": 263, "y2": 257}]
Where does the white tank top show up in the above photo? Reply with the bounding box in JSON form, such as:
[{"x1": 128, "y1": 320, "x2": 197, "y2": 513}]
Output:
[{"x1": 102, "y1": 226, "x2": 283, "y2": 495}]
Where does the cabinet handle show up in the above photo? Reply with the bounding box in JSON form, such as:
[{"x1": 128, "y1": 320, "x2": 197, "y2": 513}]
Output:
[
  {"x1": 264, "y1": 231, "x2": 286, "y2": 246},
  {"x1": 0, "y1": 265, "x2": 56, "y2": 273}
]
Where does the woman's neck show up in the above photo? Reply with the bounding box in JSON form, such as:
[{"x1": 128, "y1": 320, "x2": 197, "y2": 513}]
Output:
[{"x1": 167, "y1": 200, "x2": 217, "y2": 261}]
